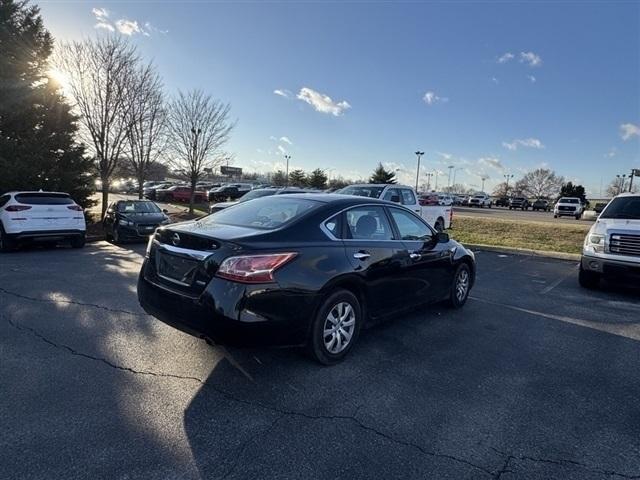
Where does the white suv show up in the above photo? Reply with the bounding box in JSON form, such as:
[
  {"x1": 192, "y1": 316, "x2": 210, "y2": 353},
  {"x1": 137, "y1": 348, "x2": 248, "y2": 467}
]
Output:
[
  {"x1": 554, "y1": 197, "x2": 584, "y2": 219},
  {"x1": 0, "y1": 191, "x2": 86, "y2": 252},
  {"x1": 579, "y1": 192, "x2": 640, "y2": 288},
  {"x1": 468, "y1": 193, "x2": 492, "y2": 208}
]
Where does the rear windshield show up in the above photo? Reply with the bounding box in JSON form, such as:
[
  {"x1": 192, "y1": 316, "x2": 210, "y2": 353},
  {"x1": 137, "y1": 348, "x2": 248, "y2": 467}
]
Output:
[
  {"x1": 117, "y1": 201, "x2": 161, "y2": 213},
  {"x1": 202, "y1": 196, "x2": 319, "y2": 229},
  {"x1": 600, "y1": 197, "x2": 640, "y2": 220},
  {"x1": 339, "y1": 186, "x2": 385, "y2": 198},
  {"x1": 15, "y1": 193, "x2": 73, "y2": 205}
]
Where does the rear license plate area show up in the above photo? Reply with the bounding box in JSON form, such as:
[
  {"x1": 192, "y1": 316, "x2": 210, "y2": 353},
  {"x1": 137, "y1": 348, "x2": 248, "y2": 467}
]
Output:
[{"x1": 156, "y1": 251, "x2": 199, "y2": 286}]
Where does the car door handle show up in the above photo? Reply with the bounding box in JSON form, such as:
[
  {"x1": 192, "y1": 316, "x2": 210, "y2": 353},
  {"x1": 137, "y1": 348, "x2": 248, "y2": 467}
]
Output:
[
  {"x1": 409, "y1": 252, "x2": 422, "y2": 260},
  {"x1": 353, "y1": 251, "x2": 370, "y2": 260}
]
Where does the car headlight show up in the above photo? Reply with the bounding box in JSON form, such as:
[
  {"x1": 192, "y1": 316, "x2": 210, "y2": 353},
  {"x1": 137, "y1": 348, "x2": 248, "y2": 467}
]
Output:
[
  {"x1": 120, "y1": 220, "x2": 134, "y2": 227},
  {"x1": 584, "y1": 233, "x2": 604, "y2": 253}
]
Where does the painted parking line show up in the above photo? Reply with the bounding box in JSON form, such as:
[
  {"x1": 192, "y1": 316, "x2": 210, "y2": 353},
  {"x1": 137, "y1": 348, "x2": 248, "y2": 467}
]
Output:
[{"x1": 470, "y1": 296, "x2": 640, "y2": 342}]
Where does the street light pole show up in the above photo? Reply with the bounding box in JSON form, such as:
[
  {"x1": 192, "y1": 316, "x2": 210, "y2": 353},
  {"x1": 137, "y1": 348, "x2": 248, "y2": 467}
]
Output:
[
  {"x1": 447, "y1": 165, "x2": 454, "y2": 191},
  {"x1": 504, "y1": 174, "x2": 514, "y2": 195},
  {"x1": 425, "y1": 172, "x2": 434, "y2": 191},
  {"x1": 414, "y1": 151, "x2": 424, "y2": 192},
  {"x1": 481, "y1": 175, "x2": 488, "y2": 192},
  {"x1": 284, "y1": 155, "x2": 291, "y2": 186},
  {"x1": 452, "y1": 167, "x2": 463, "y2": 192}
]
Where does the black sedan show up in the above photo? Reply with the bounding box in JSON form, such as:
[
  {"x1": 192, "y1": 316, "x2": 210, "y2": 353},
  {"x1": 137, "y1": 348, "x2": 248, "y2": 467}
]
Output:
[
  {"x1": 210, "y1": 187, "x2": 314, "y2": 213},
  {"x1": 137, "y1": 194, "x2": 476, "y2": 364},
  {"x1": 103, "y1": 200, "x2": 170, "y2": 243}
]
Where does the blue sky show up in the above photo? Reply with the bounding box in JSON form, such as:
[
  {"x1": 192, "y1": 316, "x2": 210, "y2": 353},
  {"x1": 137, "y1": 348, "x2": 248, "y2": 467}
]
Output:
[{"x1": 41, "y1": 0, "x2": 639, "y2": 195}]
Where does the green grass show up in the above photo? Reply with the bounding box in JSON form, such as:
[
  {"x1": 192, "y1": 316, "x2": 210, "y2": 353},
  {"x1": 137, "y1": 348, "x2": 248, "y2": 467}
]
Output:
[{"x1": 449, "y1": 217, "x2": 590, "y2": 254}]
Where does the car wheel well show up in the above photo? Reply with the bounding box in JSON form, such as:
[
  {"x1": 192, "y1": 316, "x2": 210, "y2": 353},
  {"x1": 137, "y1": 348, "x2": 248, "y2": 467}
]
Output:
[{"x1": 320, "y1": 279, "x2": 367, "y2": 322}]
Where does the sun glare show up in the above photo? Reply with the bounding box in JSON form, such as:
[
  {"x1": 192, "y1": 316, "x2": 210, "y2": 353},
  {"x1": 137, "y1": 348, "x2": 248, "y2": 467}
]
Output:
[{"x1": 47, "y1": 67, "x2": 72, "y2": 97}]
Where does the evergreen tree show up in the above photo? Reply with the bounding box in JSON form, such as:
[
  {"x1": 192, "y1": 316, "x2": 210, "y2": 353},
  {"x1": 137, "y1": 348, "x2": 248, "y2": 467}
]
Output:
[
  {"x1": 288, "y1": 169, "x2": 307, "y2": 187},
  {"x1": 272, "y1": 170, "x2": 287, "y2": 186},
  {"x1": 560, "y1": 182, "x2": 586, "y2": 202},
  {"x1": 369, "y1": 163, "x2": 397, "y2": 184},
  {"x1": 0, "y1": 0, "x2": 94, "y2": 207},
  {"x1": 307, "y1": 168, "x2": 328, "y2": 189}
]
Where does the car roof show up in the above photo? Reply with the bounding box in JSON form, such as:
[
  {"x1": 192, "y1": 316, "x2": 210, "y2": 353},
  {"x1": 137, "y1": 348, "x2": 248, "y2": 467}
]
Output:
[
  {"x1": 615, "y1": 192, "x2": 640, "y2": 198},
  {"x1": 346, "y1": 183, "x2": 413, "y2": 189},
  {"x1": 4, "y1": 191, "x2": 70, "y2": 196},
  {"x1": 290, "y1": 193, "x2": 391, "y2": 207}
]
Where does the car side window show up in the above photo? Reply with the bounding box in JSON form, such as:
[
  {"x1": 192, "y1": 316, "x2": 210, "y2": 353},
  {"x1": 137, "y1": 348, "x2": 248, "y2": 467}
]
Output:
[
  {"x1": 345, "y1": 206, "x2": 394, "y2": 240},
  {"x1": 389, "y1": 208, "x2": 433, "y2": 241},
  {"x1": 400, "y1": 189, "x2": 416, "y2": 205},
  {"x1": 382, "y1": 188, "x2": 400, "y2": 202},
  {"x1": 323, "y1": 214, "x2": 342, "y2": 239},
  {"x1": 0, "y1": 195, "x2": 10, "y2": 208}
]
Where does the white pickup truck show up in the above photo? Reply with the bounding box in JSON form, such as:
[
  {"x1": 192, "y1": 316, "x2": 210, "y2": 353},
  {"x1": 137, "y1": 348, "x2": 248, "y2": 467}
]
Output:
[
  {"x1": 337, "y1": 184, "x2": 453, "y2": 231},
  {"x1": 579, "y1": 192, "x2": 640, "y2": 288}
]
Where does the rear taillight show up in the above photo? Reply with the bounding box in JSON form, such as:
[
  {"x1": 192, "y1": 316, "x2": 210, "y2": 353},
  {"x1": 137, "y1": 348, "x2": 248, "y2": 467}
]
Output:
[
  {"x1": 5, "y1": 205, "x2": 32, "y2": 212},
  {"x1": 216, "y1": 253, "x2": 297, "y2": 284},
  {"x1": 67, "y1": 205, "x2": 83, "y2": 211}
]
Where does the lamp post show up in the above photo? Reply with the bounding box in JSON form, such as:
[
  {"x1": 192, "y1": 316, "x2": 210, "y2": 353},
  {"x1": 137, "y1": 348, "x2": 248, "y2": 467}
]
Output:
[
  {"x1": 452, "y1": 167, "x2": 464, "y2": 193},
  {"x1": 425, "y1": 172, "x2": 434, "y2": 191},
  {"x1": 434, "y1": 171, "x2": 440, "y2": 191},
  {"x1": 284, "y1": 154, "x2": 291, "y2": 186},
  {"x1": 414, "y1": 151, "x2": 424, "y2": 192},
  {"x1": 504, "y1": 173, "x2": 514, "y2": 195},
  {"x1": 480, "y1": 175, "x2": 488, "y2": 192},
  {"x1": 447, "y1": 165, "x2": 454, "y2": 191},
  {"x1": 616, "y1": 174, "x2": 627, "y2": 195}
]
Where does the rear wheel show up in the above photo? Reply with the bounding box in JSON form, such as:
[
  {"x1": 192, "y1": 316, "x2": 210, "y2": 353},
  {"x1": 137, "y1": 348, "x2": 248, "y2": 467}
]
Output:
[
  {"x1": 448, "y1": 263, "x2": 471, "y2": 308},
  {"x1": 0, "y1": 225, "x2": 16, "y2": 252},
  {"x1": 307, "y1": 289, "x2": 361, "y2": 365},
  {"x1": 579, "y1": 265, "x2": 600, "y2": 289},
  {"x1": 70, "y1": 234, "x2": 85, "y2": 249}
]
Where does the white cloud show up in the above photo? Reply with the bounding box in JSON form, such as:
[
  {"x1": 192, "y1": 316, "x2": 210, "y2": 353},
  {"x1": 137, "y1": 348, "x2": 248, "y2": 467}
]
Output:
[
  {"x1": 478, "y1": 157, "x2": 506, "y2": 172},
  {"x1": 604, "y1": 147, "x2": 617, "y2": 158},
  {"x1": 277, "y1": 145, "x2": 287, "y2": 154},
  {"x1": 273, "y1": 89, "x2": 292, "y2": 98},
  {"x1": 620, "y1": 123, "x2": 640, "y2": 141},
  {"x1": 527, "y1": 75, "x2": 536, "y2": 83},
  {"x1": 115, "y1": 19, "x2": 142, "y2": 35},
  {"x1": 297, "y1": 87, "x2": 351, "y2": 116},
  {"x1": 423, "y1": 91, "x2": 448, "y2": 105},
  {"x1": 280, "y1": 136, "x2": 292, "y2": 145},
  {"x1": 95, "y1": 21, "x2": 115, "y2": 32},
  {"x1": 437, "y1": 152, "x2": 453, "y2": 160},
  {"x1": 519, "y1": 51, "x2": 542, "y2": 67},
  {"x1": 502, "y1": 137, "x2": 545, "y2": 151},
  {"x1": 92, "y1": 7, "x2": 109, "y2": 20},
  {"x1": 497, "y1": 52, "x2": 515, "y2": 64},
  {"x1": 491, "y1": 77, "x2": 499, "y2": 84}
]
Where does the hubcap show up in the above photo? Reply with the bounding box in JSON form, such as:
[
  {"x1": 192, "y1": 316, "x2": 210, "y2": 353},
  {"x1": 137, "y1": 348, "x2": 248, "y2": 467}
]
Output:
[
  {"x1": 456, "y1": 269, "x2": 469, "y2": 302},
  {"x1": 323, "y1": 301, "x2": 356, "y2": 354}
]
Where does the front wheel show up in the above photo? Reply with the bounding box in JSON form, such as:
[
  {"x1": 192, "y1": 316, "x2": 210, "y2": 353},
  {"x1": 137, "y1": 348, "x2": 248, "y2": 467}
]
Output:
[
  {"x1": 575, "y1": 213, "x2": 582, "y2": 220},
  {"x1": 70, "y1": 234, "x2": 86, "y2": 249},
  {"x1": 448, "y1": 263, "x2": 471, "y2": 308},
  {"x1": 307, "y1": 289, "x2": 361, "y2": 365},
  {"x1": 579, "y1": 265, "x2": 600, "y2": 289}
]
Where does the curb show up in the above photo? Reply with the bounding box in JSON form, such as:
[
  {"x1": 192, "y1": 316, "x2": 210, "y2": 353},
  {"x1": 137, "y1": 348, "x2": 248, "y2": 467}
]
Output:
[{"x1": 462, "y1": 243, "x2": 581, "y2": 262}]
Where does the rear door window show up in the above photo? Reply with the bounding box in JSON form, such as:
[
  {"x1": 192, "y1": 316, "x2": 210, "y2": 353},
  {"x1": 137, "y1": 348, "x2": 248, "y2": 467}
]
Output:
[
  {"x1": 344, "y1": 206, "x2": 394, "y2": 240},
  {"x1": 400, "y1": 189, "x2": 416, "y2": 205},
  {"x1": 14, "y1": 193, "x2": 73, "y2": 205},
  {"x1": 382, "y1": 188, "x2": 401, "y2": 202}
]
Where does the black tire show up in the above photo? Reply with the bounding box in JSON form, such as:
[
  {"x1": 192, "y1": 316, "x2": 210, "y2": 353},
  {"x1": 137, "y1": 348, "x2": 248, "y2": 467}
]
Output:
[
  {"x1": 553, "y1": 214, "x2": 558, "y2": 218},
  {"x1": 0, "y1": 224, "x2": 16, "y2": 253},
  {"x1": 70, "y1": 234, "x2": 86, "y2": 249},
  {"x1": 579, "y1": 265, "x2": 600, "y2": 289},
  {"x1": 509, "y1": 207, "x2": 512, "y2": 210},
  {"x1": 434, "y1": 218, "x2": 444, "y2": 233},
  {"x1": 112, "y1": 228, "x2": 122, "y2": 244},
  {"x1": 307, "y1": 289, "x2": 362, "y2": 365},
  {"x1": 575, "y1": 213, "x2": 581, "y2": 220},
  {"x1": 448, "y1": 263, "x2": 471, "y2": 308}
]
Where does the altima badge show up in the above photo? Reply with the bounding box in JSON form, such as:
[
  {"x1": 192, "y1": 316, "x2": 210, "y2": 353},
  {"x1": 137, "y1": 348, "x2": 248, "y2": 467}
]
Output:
[{"x1": 172, "y1": 233, "x2": 180, "y2": 246}]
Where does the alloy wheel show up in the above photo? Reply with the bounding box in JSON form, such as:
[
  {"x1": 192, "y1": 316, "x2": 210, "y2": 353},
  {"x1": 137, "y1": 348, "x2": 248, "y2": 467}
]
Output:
[
  {"x1": 323, "y1": 302, "x2": 356, "y2": 354},
  {"x1": 455, "y1": 268, "x2": 470, "y2": 302}
]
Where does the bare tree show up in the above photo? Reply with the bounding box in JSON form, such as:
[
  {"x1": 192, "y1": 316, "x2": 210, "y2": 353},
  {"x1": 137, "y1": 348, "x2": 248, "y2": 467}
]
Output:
[
  {"x1": 167, "y1": 90, "x2": 235, "y2": 213},
  {"x1": 606, "y1": 177, "x2": 638, "y2": 197},
  {"x1": 56, "y1": 36, "x2": 139, "y2": 216},
  {"x1": 518, "y1": 168, "x2": 564, "y2": 199},
  {"x1": 125, "y1": 63, "x2": 167, "y2": 199}
]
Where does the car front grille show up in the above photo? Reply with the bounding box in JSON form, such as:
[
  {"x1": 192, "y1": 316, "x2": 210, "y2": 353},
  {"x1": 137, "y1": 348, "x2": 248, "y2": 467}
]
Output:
[
  {"x1": 609, "y1": 234, "x2": 640, "y2": 257},
  {"x1": 558, "y1": 206, "x2": 576, "y2": 211}
]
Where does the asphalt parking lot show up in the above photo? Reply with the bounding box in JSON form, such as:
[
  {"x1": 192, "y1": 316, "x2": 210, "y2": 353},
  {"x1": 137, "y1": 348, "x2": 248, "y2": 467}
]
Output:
[{"x1": 1, "y1": 243, "x2": 639, "y2": 479}]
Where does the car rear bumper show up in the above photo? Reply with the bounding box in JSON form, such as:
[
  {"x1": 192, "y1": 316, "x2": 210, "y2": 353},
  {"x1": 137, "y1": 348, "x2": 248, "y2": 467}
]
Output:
[
  {"x1": 137, "y1": 260, "x2": 319, "y2": 347},
  {"x1": 6, "y1": 229, "x2": 85, "y2": 242},
  {"x1": 581, "y1": 254, "x2": 640, "y2": 280}
]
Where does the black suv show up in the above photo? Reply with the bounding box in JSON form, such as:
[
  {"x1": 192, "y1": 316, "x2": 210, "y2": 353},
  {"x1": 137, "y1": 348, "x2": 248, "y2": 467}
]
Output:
[
  {"x1": 531, "y1": 199, "x2": 550, "y2": 211},
  {"x1": 509, "y1": 197, "x2": 530, "y2": 210},
  {"x1": 208, "y1": 186, "x2": 244, "y2": 202},
  {"x1": 495, "y1": 197, "x2": 510, "y2": 207}
]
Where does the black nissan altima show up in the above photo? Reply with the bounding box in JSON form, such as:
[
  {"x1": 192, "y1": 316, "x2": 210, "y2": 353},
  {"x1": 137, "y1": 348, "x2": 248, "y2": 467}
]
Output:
[{"x1": 137, "y1": 194, "x2": 475, "y2": 364}]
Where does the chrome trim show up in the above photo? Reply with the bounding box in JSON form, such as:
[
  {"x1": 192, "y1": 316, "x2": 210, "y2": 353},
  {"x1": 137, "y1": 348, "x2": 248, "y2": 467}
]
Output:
[{"x1": 153, "y1": 239, "x2": 212, "y2": 260}]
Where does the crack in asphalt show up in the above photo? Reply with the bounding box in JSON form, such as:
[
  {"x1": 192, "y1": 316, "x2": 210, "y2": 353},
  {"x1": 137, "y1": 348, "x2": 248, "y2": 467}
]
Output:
[
  {"x1": 5, "y1": 315, "x2": 494, "y2": 477},
  {"x1": 490, "y1": 447, "x2": 640, "y2": 479},
  {"x1": 6, "y1": 314, "x2": 640, "y2": 479},
  {"x1": 0, "y1": 287, "x2": 144, "y2": 317}
]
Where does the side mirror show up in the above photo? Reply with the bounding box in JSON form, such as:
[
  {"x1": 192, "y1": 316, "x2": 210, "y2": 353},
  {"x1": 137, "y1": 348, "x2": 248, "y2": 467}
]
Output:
[
  {"x1": 390, "y1": 195, "x2": 401, "y2": 203},
  {"x1": 437, "y1": 232, "x2": 449, "y2": 243},
  {"x1": 162, "y1": 209, "x2": 169, "y2": 214}
]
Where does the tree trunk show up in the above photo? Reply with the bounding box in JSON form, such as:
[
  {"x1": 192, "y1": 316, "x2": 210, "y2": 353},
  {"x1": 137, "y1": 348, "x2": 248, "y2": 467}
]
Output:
[
  {"x1": 101, "y1": 181, "x2": 109, "y2": 219},
  {"x1": 189, "y1": 177, "x2": 196, "y2": 215},
  {"x1": 137, "y1": 174, "x2": 145, "y2": 200}
]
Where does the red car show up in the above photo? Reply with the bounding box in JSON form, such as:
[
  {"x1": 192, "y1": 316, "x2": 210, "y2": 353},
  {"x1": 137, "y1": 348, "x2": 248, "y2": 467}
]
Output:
[
  {"x1": 157, "y1": 186, "x2": 207, "y2": 203},
  {"x1": 418, "y1": 193, "x2": 439, "y2": 206}
]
